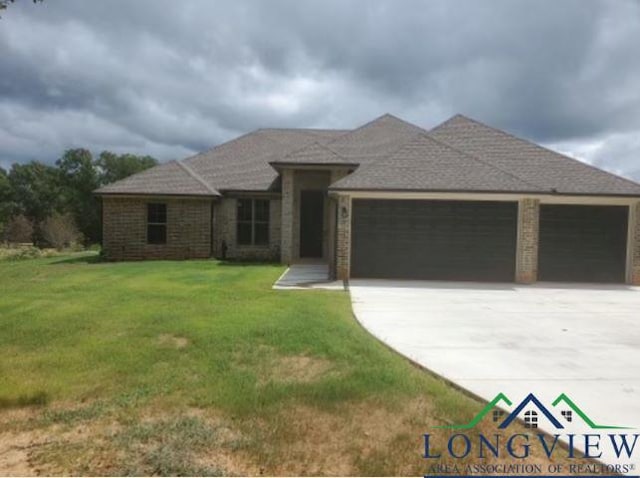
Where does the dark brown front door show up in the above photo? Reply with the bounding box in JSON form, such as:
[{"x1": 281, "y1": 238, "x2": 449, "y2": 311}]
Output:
[{"x1": 300, "y1": 190, "x2": 324, "y2": 258}]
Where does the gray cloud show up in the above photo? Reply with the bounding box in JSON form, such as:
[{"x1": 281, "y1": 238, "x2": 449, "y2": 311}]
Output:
[{"x1": 1, "y1": 0, "x2": 639, "y2": 180}]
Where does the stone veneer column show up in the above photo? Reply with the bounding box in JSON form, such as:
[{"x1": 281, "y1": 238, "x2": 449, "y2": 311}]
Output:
[
  {"x1": 336, "y1": 194, "x2": 352, "y2": 281},
  {"x1": 515, "y1": 198, "x2": 540, "y2": 284},
  {"x1": 280, "y1": 169, "x2": 294, "y2": 264},
  {"x1": 630, "y1": 201, "x2": 640, "y2": 285}
]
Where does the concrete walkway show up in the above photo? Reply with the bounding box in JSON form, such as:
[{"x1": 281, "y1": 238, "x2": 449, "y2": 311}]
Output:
[
  {"x1": 350, "y1": 279, "x2": 640, "y2": 470},
  {"x1": 273, "y1": 264, "x2": 344, "y2": 290}
]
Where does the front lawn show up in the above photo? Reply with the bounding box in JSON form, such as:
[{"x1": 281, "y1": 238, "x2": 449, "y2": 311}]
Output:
[{"x1": 0, "y1": 254, "x2": 587, "y2": 475}]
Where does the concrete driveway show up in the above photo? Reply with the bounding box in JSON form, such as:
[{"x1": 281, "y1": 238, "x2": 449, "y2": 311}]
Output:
[{"x1": 350, "y1": 280, "x2": 640, "y2": 469}]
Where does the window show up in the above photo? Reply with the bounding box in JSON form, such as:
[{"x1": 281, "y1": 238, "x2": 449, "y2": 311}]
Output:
[
  {"x1": 561, "y1": 410, "x2": 573, "y2": 422},
  {"x1": 237, "y1": 199, "x2": 270, "y2": 246},
  {"x1": 147, "y1": 203, "x2": 167, "y2": 244},
  {"x1": 524, "y1": 411, "x2": 538, "y2": 429},
  {"x1": 492, "y1": 410, "x2": 505, "y2": 422}
]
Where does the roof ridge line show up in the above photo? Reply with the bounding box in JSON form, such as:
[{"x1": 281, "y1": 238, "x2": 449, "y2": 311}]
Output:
[
  {"x1": 338, "y1": 131, "x2": 426, "y2": 172},
  {"x1": 325, "y1": 112, "x2": 426, "y2": 147},
  {"x1": 445, "y1": 115, "x2": 640, "y2": 189},
  {"x1": 273, "y1": 140, "x2": 352, "y2": 165},
  {"x1": 94, "y1": 159, "x2": 177, "y2": 193},
  {"x1": 423, "y1": 131, "x2": 547, "y2": 191},
  {"x1": 176, "y1": 160, "x2": 220, "y2": 195},
  {"x1": 350, "y1": 129, "x2": 544, "y2": 192},
  {"x1": 328, "y1": 131, "x2": 430, "y2": 188},
  {"x1": 181, "y1": 129, "x2": 264, "y2": 165},
  {"x1": 381, "y1": 113, "x2": 430, "y2": 132}
]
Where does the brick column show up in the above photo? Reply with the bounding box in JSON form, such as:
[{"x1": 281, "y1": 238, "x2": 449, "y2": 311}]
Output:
[
  {"x1": 516, "y1": 198, "x2": 540, "y2": 284},
  {"x1": 280, "y1": 169, "x2": 294, "y2": 264},
  {"x1": 336, "y1": 195, "x2": 352, "y2": 281},
  {"x1": 630, "y1": 202, "x2": 640, "y2": 285}
]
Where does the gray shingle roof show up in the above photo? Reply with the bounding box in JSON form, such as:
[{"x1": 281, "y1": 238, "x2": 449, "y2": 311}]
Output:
[
  {"x1": 95, "y1": 160, "x2": 220, "y2": 196},
  {"x1": 269, "y1": 113, "x2": 429, "y2": 168},
  {"x1": 97, "y1": 128, "x2": 347, "y2": 195},
  {"x1": 96, "y1": 113, "x2": 640, "y2": 197},
  {"x1": 330, "y1": 133, "x2": 540, "y2": 192},
  {"x1": 325, "y1": 114, "x2": 427, "y2": 162},
  {"x1": 428, "y1": 114, "x2": 640, "y2": 196},
  {"x1": 271, "y1": 141, "x2": 353, "y2": 166},
  {"x1": 182, "y1": 128, "x2": 347, "y2": 191}
]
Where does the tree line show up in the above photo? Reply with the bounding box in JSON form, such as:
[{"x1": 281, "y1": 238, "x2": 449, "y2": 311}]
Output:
[{"x1": 0, "y1": 150, "x2": 157, "y2": 247}]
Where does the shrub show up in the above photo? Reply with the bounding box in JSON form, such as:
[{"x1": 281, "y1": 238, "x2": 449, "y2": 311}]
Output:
[
  {"x1": 3, "y1": 215, "x2": 34, "y2": 244},
  {"x1": 1, "y1": 245, "x2": 39, "y2": 261},
  {"x1": 0, "y1": 245, "x2": 62, "y2": 261},
  {"x1": 40, "y1": 213, "x2": 84, "y2": 250}
]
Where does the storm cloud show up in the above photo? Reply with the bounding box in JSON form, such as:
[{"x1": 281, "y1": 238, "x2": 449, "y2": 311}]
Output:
[{"x1": 1, "y1": 0, "x2": 639, "y2": 179}]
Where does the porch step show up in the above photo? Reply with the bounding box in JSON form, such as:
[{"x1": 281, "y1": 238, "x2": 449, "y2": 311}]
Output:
[{"x1": 273, "y1": 264, "x2": 332, "y2": 289}]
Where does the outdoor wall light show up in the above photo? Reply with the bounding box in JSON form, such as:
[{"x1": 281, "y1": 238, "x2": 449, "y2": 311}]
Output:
[{"x1": 341, "y1": 206, "x2": 349, "y2": 219}]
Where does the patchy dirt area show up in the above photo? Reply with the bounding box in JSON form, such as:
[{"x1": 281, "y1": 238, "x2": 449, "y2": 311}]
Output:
[
  {"x1": 0, "y1": 430, "x2": 40, "y2": 476},
  {"x1": 157, "y1": 334, "x2": 189, "y2": 349},
  {"x1": 0, "y1": 398, "x2": 597, "y2": 476}
]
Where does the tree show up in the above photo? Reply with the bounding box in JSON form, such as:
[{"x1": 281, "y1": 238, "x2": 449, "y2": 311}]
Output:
[
  {"x1": 8, "y1": 161, "x2": 61, "y2": 224},
  {"x1": 96, "y1": 151, "x2": 158, "y2": 185},
  {"x1": 3, "y1": 214, "x2": 33, "y2": 244},
  {"x1": 3, "y1": 150, "x2": 158, "y2": 248},
  {"x1": 41, "y1": 213, "x2": 83, "y2": 249},
  {"x1": 56, "y1": 149, "x2": 100, "y2": 245},
  {"x1": 0, "y1": 167, "x2": 12, "y2": 237}
]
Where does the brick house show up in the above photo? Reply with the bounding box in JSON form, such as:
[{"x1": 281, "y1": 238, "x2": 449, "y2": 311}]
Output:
[{"x1": 96, "y1": 114, "x2": 640, "y2": 285}]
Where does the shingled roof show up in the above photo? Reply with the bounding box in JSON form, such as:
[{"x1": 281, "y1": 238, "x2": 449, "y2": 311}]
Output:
[
  {"x1": 96, "y1": 113, "x2": 640, "y2": 197},
  {"x1": 427, "y1": 115, "x2": 640, "y2": 196},
  {"x1": 330, "y1": 133, "x2": 541, "y2": 192},
  {"x1": 96, "y1": 128, "x2": 347, "y2": 195},
  {"x1": 95, "y1": 160, "x2": 220, "y2": 196}
]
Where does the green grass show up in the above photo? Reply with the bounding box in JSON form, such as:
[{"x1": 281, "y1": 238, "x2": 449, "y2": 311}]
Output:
[
  {"x1": 0, "y1": 253, "x2": 579, "y2": 475},
  {"x1": 0, "y1": 253, "x2": 450, "y2": 412}
]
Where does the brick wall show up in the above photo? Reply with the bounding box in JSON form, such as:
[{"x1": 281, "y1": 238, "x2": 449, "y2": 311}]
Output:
[
  {"x1": 335, "y1": 195, "x2": 352, "y2": 280},
  {"x1": 213, "y1": 197, "x2": 281, "y2": 261},
  {"x1": 327, "y1": 169, "x2": 350, "y2": 278},
  {"x1": 632, "y1": 202, "x2": 640, "y2": 285},
  {"x1": 280, "y1": 170, "x2": 294, "y2": 263},
  {"x1": 102, "y1": 196, "x2": 212, "y2": 261},
  {"x1": 516, "y1": 198, "x2": 540, "y2": 283}
]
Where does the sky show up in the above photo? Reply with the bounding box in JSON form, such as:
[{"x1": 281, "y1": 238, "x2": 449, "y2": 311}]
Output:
[{"x1": 1, "y1": 0, "x2": 639, "y2": 180}]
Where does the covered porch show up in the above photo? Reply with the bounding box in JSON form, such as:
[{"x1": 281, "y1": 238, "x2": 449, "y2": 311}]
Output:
[{"x1": 278, "y1": 166, "x2": 352, "y2": 279}]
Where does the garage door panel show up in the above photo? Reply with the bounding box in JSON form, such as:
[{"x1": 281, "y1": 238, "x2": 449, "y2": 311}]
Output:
[
  {"x1": 538, "y1": 205, "x2": 628, "y2": 283},
  {"x1": 351, "y1": 199, "x2": 518, "y2": 281}
]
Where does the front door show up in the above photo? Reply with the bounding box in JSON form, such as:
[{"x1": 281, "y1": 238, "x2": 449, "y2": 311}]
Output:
[{"x1": 300, "y1": 190, "x2": 324, "y2": 258}]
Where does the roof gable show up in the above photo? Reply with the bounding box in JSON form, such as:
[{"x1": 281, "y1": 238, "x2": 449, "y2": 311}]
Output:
[{"x1": 326, "y1": 113, "x2": 427, "y2": 161}]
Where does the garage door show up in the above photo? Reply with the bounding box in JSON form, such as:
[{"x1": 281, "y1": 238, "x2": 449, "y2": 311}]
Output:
[
  {"x1": 351, "y1": 200, "x2": 518, "y2": 281},
  {"x1": 539, "y1": 205, "x2": 628, "y2": 283}
]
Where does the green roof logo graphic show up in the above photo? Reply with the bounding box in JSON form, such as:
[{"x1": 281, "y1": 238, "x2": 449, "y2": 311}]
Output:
[{"x1": 436, "y1": 392, "x2": 631, "y2": 430}]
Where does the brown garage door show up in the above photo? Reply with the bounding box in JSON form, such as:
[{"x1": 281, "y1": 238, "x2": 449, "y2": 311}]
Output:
[
  {"x1": 351, "y1": 199, "x2": 518, "y2": 281},
  {"x1": 538, "y1": 205, "x2": 628, "y2": 283}
]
